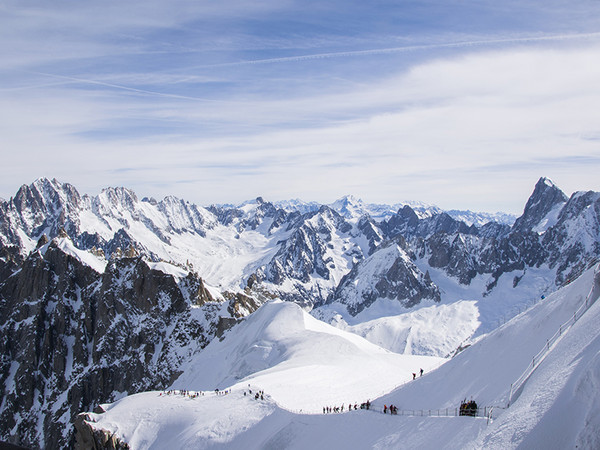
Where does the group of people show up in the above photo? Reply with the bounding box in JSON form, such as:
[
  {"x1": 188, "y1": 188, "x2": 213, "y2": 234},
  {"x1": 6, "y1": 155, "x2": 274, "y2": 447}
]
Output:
[
  {"x1": 160, "y1": 389, "x2": 205, "y2": 399},
  {"x1": 412, "y1": 368, "x2": 424, "y2": 380},
  {"x1": 214, "y1": 388, "x2": 231, "y2": 396},
  {"x1": 244, "y1": 386, "x2": 266, "y2": 401},
  {"x1": 322, "y1": 400, "x2": 371, "y2": 414},
  {"x1": 383, "y1": 404, "x2": 399, "y2": 414},
  {"x1": 459, "y1": 399, "x2": 478, "y2": 417}
]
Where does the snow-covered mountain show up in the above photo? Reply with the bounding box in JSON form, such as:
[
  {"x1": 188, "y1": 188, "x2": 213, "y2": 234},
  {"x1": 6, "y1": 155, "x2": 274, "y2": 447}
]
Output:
[
  {"x1": 1, "y1": 176, "x2": 600, "y2": 448},
  {"x1": 76, "y1": 263, "x2": 600, "y2": 449}
]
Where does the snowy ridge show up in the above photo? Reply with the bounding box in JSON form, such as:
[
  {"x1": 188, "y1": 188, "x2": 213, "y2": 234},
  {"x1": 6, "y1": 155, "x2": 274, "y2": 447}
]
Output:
[{"x1": 171, "y1": 300, "x2": 443, "y2": 413}]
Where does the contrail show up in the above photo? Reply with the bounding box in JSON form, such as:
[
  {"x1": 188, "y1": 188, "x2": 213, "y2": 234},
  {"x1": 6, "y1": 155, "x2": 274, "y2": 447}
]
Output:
[
  {"x1": 27, "y1": 71, "x2": 230, "y2": 103},
  {"x1": 191, "y1": 31, "x2": 600, "y2": 69}
]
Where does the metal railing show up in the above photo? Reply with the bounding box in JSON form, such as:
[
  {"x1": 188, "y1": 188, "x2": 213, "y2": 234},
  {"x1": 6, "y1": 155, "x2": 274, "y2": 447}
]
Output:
[
  {"x1": 364, "y1": 403, "x2": 497, "y2": 424},
  {"x1": 507, "y1": 264, "x2": 600, "y2": 407}
]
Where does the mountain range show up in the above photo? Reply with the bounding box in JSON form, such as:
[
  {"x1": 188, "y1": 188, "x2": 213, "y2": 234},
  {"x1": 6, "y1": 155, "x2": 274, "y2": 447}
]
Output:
[{"x1": 1, "y1": 176, "x2": 599, "y2": 448}]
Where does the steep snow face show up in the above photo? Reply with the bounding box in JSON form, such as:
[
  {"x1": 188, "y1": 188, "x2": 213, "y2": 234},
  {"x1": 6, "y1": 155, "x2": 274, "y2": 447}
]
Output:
[
  {"x1": 343, "y1": 301, "x2": 480, "y2": 357},
  {"x1": 380, "y1": 265, "x2": 600, "y2": 410},
  {"x1": 171, "y1": 301, "x2": 443, "y2": 412}
]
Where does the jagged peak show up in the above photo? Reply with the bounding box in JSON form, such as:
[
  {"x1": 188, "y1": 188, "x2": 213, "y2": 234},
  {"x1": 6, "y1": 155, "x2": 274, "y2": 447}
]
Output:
[
  {"x1": 97, "y1": 186, "x2": 139, "y2": 208},
  {"x1": 513, "y1": 177, "x2": 568, "y2": 233}
]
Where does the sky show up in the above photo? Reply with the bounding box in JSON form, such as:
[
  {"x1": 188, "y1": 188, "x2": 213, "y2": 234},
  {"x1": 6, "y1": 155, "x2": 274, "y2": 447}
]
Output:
[{"x1": 1, "y1": 0, "x2": 600, "y2": 214}]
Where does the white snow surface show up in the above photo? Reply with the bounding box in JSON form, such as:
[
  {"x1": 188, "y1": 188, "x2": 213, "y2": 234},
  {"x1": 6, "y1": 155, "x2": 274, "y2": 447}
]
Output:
[
  {"x1": 86, "y1": 265, "x2": 600, "y2": 449},
  {"x1": 171, "y1": 301, "x2": 443, "y2": 412},
  {"x1": 343, "y1": 300, "x2": 480, "y2": 357}
]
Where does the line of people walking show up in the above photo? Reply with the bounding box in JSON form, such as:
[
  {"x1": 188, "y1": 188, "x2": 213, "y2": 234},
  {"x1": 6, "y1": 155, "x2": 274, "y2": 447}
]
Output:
[
  {"x1": 160, "y1": 389, "x2": 205, "y2": 398},
  {"x1": 323, "y1": 400, "x2": 371, "y2": 414}
]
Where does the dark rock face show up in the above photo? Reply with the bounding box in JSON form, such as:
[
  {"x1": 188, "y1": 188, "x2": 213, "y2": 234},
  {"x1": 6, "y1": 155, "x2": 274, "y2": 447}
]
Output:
[
  {"x1": 74, "y1": 412, "x2": 130, "y2": 450},
  {"x1": 326, "y1": 178, "x2": 600, "y2": 315},
  {"x1": 252, "y1": 207, "x2": 363, "y2": 306},
  {"x1": 330, "y1": 239, "x2": 441, "y2": 316},
  {"x1": 383, "y1": 206, "x2": 474, "y2": 240},
  {"x1": 542, "y1": 190, "x2": 600, "y2": 284},
  {"x1": 0, "y1": 241, "x2": 247, "y2": 449}
]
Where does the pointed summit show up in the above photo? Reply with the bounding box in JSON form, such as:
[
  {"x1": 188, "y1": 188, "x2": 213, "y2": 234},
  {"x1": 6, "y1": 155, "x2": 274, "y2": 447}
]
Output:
[{"x1": 513, "y1": 177, "x2": 568, "y2": 233}]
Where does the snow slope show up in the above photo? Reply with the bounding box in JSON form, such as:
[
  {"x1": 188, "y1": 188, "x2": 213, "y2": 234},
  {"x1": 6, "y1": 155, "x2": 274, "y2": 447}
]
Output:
[
  {"x1": 171, "y1": 301, "x2": 443, "y2": 412},
  {"x1": 84, "y1": 265, "x2": 600, "y2": 449},
  {"x1": 344, "y1": 300, "x2": 480, "y2": 357}
]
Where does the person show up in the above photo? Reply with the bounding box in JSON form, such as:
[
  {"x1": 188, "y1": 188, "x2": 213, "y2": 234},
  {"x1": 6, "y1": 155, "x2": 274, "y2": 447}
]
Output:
[
  {"x1": 384, "y1": 405, "x2": 387, "y2": 414},
  {"x1": 420, "y1": 368, "x2": 424, "y2": 377},
  {"x1": 413, "y1": 373, "x2": 416, "y2": 380}
]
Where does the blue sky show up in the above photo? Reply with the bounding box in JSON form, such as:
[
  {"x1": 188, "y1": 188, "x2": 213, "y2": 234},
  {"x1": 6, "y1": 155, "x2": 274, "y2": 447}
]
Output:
[{"x1": 1, "y1": 0, "x2": 600, "y2": 213}]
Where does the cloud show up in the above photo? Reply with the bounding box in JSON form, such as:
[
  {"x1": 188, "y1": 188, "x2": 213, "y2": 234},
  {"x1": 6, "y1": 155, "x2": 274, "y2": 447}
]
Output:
[{"x1": 1, "y1": 1, "x2": 600, "y2": 212}]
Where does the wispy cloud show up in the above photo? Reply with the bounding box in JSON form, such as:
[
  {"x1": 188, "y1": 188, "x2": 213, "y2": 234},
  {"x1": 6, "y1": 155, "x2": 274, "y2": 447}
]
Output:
[{"x1": 1, "y1": 0, "x2": 600, "y2": 212}]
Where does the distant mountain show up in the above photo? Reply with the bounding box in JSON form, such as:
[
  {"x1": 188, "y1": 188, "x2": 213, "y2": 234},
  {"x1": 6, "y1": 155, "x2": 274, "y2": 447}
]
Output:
[{"x1": 273, "y1": 195, "x2": 516, "y2": 225}]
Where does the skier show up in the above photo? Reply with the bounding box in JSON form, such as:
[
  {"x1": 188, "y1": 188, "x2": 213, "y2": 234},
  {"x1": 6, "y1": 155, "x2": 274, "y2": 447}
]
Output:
[
  {"x1": 412, "y1": 373, "x2": 416, "y2": 380},
  {"x1": 384, "y1": 405, "x2": 387, "y2": 414},
  {"x1": 420, "y1": 368, "x2": 424, "y2": 377}
]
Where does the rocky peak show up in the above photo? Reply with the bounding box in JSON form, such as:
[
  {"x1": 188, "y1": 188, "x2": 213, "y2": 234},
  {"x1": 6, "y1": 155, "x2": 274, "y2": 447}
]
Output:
[
  {"x1": 329, "y1": 239, "x2": 441, "y2": 316},
  {"x1": 7, "y1": 178, "x2": 82, "y2": 242},
  {"x1": 96, "y1": 186, "x2": 139, "y2": 214},
  {"x1": 512, "y1": 177, "x2": 568, "y2": 233}
]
